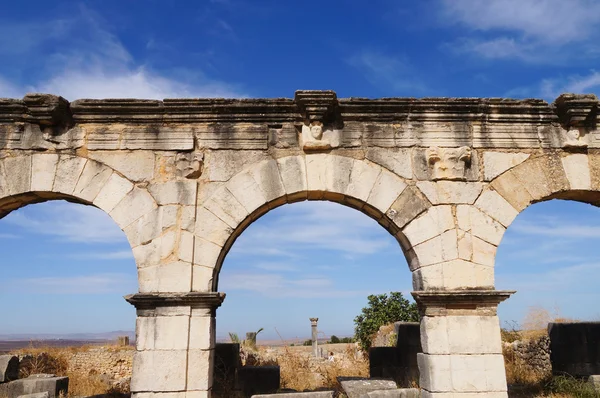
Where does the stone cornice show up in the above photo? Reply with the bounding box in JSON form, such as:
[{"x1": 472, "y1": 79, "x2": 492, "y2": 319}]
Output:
[
  {"x1": 1, "y1": 92, "x2": 596, "y2": 125},
  {"x1": 411, "y1": 290, "x2": 515, "y2": 316},
  {"x1": 124, "y1": 292, "x2": 226, "y2": 310}
]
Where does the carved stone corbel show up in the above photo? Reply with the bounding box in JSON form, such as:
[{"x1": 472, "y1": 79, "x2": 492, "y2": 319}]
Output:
[
  {"x1": 426, "y1": 146, "x2": 472, "y2": 181},
  {"x1": 554, "y1": 94, "x2": 598, "y2": 149},
  {"x1": 295, "y1": 90, "x2": 340, "y2": 152}
]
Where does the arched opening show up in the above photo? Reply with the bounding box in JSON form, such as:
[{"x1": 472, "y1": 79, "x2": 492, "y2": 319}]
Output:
[
  {"x1": 0, "y1": 193, "x2": 138, "y2": 396},
  {"x1": 215, "y1": 199, "x2": 418, "y2": 394},
  {"x1": 496, "y1": 197, "x2": 600, "y2": 396}
]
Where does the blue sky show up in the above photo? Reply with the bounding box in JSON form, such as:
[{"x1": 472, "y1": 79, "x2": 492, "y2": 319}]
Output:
[{"x1": 1, "y1": 0, "x2": 600, "y2": 339}]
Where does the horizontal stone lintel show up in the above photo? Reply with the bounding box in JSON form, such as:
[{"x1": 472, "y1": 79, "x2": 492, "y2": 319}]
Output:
[
  {"x1": 124, "y1": 292, "x2": 226, "y2": 310},
  {"x1": 412, "y1": 290, "x2": 515, "y2": 316},
  {"x1": 0, "y1": 92, "x2": 596, "y2": 124}
]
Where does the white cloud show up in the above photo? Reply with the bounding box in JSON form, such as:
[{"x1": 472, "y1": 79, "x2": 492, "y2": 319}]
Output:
[
  {"x1": 347, "y1": 51, "x2": 428, "y2": 94},
  {"x1": 221, "y1": 271, "x2": 373, "y2": 298},
  {"x1": 3, "y1": 201, "x2": 127, "y2": 244},
  {"x1": 0, "y1": 7, "x2": 245, "y2": 100},
  {"x1": 441, "y1": 0, "x2": 600, "y2": 44},
  {"x1": 440, "y1": 0, "x2": 600, "y2": 62},
  {"x1": 228, "y1": 201, "x2": 396, "y2": 258},
  {"x1": 512, "y1": 219, "x2": 600, "y2": 239},
  {"x1": 68, "y1": 250, "x2": 133, "y2": 260},
  {"x1": 3, "y1": 273, "x2": 135, "y2": 294}
]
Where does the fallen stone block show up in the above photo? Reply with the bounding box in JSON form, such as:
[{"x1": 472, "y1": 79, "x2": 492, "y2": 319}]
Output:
[
  {"x1": 337, "y1": 377, "x2": 397, "y2": 398},
  {"x1": 251, "y1": 391, "x2": 334, "y2": 397},
  {"x1": 0, "y1": 374, "x2": 68, "y2": 398},
  {"x1": 0, "y1": 355, "x2": 19, "y2": 383},
  {"x1": 17, "y1": 392, "x2": 50, "y2": 398},
  {"x1": 589, "y1": 375, "x2": 600, "y2": 392},
  {"x1": 238, "y1": 366, "x2": 280, "y2": 397},
  {"x1": 365, "y1": 388, "x2": 420, "y2": 397}
]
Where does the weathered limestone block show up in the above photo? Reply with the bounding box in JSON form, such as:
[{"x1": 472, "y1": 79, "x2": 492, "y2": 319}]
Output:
[
  {"x1": 72, "y1": 159, "x2": 114, "y2": 202},
  {"x1": 412, "y1": 260, "x2": 493, "y2": 290},
  {"x1": 344, "y1": 159, "x2": 380, "y2": 203},
  {"x1": 368, "y1": 169, "x2": 408, "y2": 215},
  {"x1": 338, "y1": 378, "x2": 397, "y2": 398},
  {"x1": 195, "y1": 207, "x2": 233, "y2": 247},
  {"x1": 386, "y1": 186, "x2": 427, "y2": 230},
  {"x1": 93, "y1": 173, "x2": 134, "y2": 213},
  {"x1": 131, "y1": 350, "x2": 188, "y2": 392},
  {"x1": 17, "y1": 392, "x2": 50, "y2": 398},
  {"x1": 4, "y1": 156, "x2": 32, "y2": 195},
  {"x1": 300, "y1": 123, "x2": 341, "y2": 152},
  {"x1": 402, "y1": 206, "x2": 454, "y2": 247},
  {"x1": 192, "y1": 264, "x2": 215, "y2": 292},
  {"x1": 188, "y1": 309, "x2": 214, "y2": 350},
  {"x1": 561, "y1": 154, "x2": 592, "y2": 190},
  {"x1": 418, "y1": 354, "x2": 506, "y2": 393},
  {"x1": 226, "y1": 168, "x2": 269, "y2": 214},
  {"x1": 365, "y1": 148, "x2": 412, "y2": 179},
  {"x1": 489, "y1": 170, "x2": 533, "y2": 211},
  {"x1": 364, "y1": 389, "x2": 420, "y2": 397},
  {"x1": 249, "y1": 159, "x2": 286, "y2": 205},
  {"x1": 276, "y1": 156, "x2": 308, "y2": 202},
  {"x1": 149, "y1": 181, "x2": 197, "y2": 206},
  {"x1": 53, "y1": 156, "x2": 87, "y2": 195},
  {"x1": 0, "y1": 355, "x2": 19, "y2": 382},
  {"x1": 483, "y1": 151, "x2": 530, "y2": 181},
  {"x1": 420, "y1": 316, "x2": 502, "y2": 355},
  {"x1": 202, "y1": 187, "x2": 249, "y2": 229},
  {"x1": 30, "y1": 154, "x2": 59, "y2": 192},
  {"x1": 416, "y1": 181, "x2": 483, "y2": 205},
  {"x1": 306, "y1": 154, "x2": 354, "y2": 199},
  {"x1": 0, "y1": 375, "x2": 68, "y2": 398},
  {"x1": 474, "y1": 190, "x2": 518, "y2": 228},
  {"x1": 204, "y1": 150, "x2": 270, "y2": 182},
  {"x1": 88, "y1": 150, "x2": 155, "y2": 182},
  {"x1": 251, "y1": 391, "x2": 334, "y2": 397},
  {"x1": 411, "y1": 230, "x2": 458, "y2": 268},
  {"x1": 124, "y1": 205, "x2": 179, "y2": 248},
  {"x1": 110, "y1": 187, "x2": 157, "y2": 229}
]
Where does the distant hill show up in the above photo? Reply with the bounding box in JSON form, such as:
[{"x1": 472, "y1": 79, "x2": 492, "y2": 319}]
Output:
[{"x1": 0, "y1": 330, "x2": 135, "y2": 341}]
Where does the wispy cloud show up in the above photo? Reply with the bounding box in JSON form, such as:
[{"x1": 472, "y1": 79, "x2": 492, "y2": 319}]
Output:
[
  {"x1": 440, "y1": 0, "x2": 600, "y2": 62},
  {"x1": 221, "y1": 272, "x2": 374, "y2": 298},
  {"x1": 228, "y1": 201, "x2": 395, "y2": 258},
  {"x1": 68, "y1": 250, "x2": 133, "y2": 260},
  {"x1": 347, "y1": 50, "x2": 428, "y2": 94},
  {"x1": 505, "y1": 70, "x2": 600, "y2": 100},
  {"x1": 0, "y1": 6, "x2": 245, "y2": 100},
  {"x1": 2, "y1": 273, "x2": 135, "y2": 294},
  {"x1": 3, "y1": 201, "x2": 127, "y2": 244}
]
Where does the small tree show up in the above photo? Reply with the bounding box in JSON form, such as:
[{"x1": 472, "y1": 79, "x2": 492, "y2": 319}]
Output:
[
  {"x1": 354, "y1": 291, "x2": 420, "y2": 351},
  {"x1": 329, "y1": 335, "x2": 340, "y2": 344}
]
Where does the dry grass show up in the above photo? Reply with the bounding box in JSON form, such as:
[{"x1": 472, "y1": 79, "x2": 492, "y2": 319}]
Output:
[
  {"x1": 13, "y1": 344, "x2": 130, "y2": 398},
  {"x1": 276, "y1": 344, "x2": 369, "y2": 393}
]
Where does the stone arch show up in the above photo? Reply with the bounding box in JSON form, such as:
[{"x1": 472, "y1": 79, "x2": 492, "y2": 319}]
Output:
[
  {"x1": 0, "y1": 153, "x2": 161, "y2": 292},
  {"x1": 194, "y1": 153, "x2": 444, "y2": 293},
  {"x1": 479, "y1": 151, "x2": 600, "y2": 269}
]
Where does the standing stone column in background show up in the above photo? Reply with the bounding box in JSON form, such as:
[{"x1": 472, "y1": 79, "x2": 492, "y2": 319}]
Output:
[
  {"x1": 412, "y1": 290, "x2": 513, "y2": 398},
  {"x1": 310, "y1": 318, "x2": 319, "y2": 358},
  {"x1": 125, "y1": 292, "x2": 225, "y2": 398}
]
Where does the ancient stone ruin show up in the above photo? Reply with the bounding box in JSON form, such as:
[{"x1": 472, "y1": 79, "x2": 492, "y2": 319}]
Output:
[
  {"x1": 1, "y1": 90, "x2": 600, "y2": 397},
  {"x1": 0, "y1": 355, "x2": 68, "y2": 398}
]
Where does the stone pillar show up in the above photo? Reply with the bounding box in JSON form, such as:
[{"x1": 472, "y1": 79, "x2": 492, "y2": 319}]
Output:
[
  {"x1": 310, "y1": 318, "x2": 319, "y2": 358},
  {"x1": 125, "y1": 292, "x2": 225, "y2": 398},
  {"x1": 412, "y1": 290, "x2": 514, "y2": 398}
]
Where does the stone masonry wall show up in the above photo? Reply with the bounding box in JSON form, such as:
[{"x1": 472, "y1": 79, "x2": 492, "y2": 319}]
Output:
[{"x1": 67, "y1": 347, "x2": 134, "y2": 381}]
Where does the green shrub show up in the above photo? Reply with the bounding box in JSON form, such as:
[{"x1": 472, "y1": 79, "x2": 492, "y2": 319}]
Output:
[
  {"x1": 354, "y1": 292, "x2": 419, "y2": 351},
  {"x1": 546, "y1": 375, "x2": 599, "y2": 397}
]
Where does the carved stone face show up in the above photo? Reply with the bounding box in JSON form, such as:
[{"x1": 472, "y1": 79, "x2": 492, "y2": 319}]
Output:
[
  {"x1": 426, "y1": 146, "x2": 471, "y2": 181},
  {"x1": 310, "y1": 124, "x2": 323, "y2": 140},
  {"x1": 563, "y1": 127, "x2": 588, "y2": 148},
  {"x1": 176, "y1": 152, "x2": 204, "y2": 179}
]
